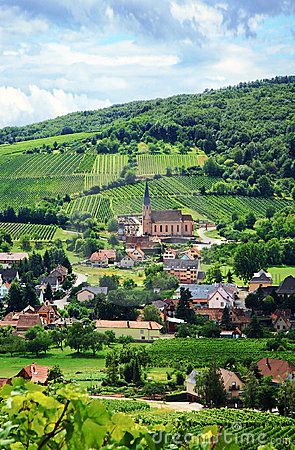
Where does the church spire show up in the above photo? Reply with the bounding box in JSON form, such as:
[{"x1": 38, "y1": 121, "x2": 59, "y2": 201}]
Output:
[{"x1": 143, "y1": 181, "x2": 150, "y2": 206}]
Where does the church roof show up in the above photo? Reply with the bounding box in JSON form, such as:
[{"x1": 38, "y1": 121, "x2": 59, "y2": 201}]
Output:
[
  {"x1": 151, "y1": 209, "x2": 183, "y2": 222},
  {"x1": 143, "y1": 182, "x2": 150, "y2": 206}
]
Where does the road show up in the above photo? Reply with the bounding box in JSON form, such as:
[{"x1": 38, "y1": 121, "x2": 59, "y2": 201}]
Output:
[
  {"x1": 53, "y1": 272, "x2": 87, "y2": 310},
  {"x1": 195, "y1": 226, "x2": 225, "y2": 250},
  {"x1": 73, "y1": 272, "x2": 88, "y2": 287}
]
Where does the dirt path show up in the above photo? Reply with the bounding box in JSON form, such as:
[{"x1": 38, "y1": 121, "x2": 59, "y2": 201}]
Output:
[{"x1": 91, "y1": 395, "x2": 203, "y2": 412}]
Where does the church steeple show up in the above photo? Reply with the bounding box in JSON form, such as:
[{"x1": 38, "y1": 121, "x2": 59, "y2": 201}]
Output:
[
  {"x1": 142, "y1": 181, "x2": 152, "y2": 235},
  {"x1": 143, "y1": 181, "x2": 150, "y2": 206}
]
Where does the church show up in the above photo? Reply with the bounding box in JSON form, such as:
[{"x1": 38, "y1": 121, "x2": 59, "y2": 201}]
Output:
[{"x1": 142, "y1": 183, "x2": 194, "y2": 237}]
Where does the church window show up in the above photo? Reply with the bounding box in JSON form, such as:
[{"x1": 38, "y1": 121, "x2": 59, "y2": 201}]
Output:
[
  {"x1": 154, "y1": 225, "x2": 157, "y2": 232},
  {"x1": 185, "y1": 225, "x2": 188, "y2": 231},
  {"x1": 177, "y1": 225, "x2": 179, "y2": 232},
  {"x1": 165, "y1": 225, "x2": 168, "y2": 232},
  {"x1": 171, "y1": 225, "x2": 174, "y2": 234},
  {"x1": 160, "y1": 225, "x2": 163, "y2": 232}
]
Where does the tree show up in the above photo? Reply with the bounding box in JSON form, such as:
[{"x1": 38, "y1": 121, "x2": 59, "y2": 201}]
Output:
[
  {"x1": 6, "y1": 281, "x2": 25, "y2": 312},
  {"x1": 257, "y1": 175, "x2": 274, "y2": 197},
  {"x1": 25, "y1": 326, "x2": 52, "y2": 357},
  {"x1": 245, "y1": 315, "x2": 264, "y2": 338},
  {"x1": 245, "y1": 212, "x2": 256, "y2": 229},
  {"x1": 243, "y1": 371, "x2": 260, "y2": 408},
  {"x1": 44, "y1": 283, "x2": 53, "y2": 301},
  {"x1": 205, "y1": 265, "x2": 223, "y2": 283},
  {"x1": 202, "y1": 362, "x2": 226, "y2": 407},
  {"x1": 20, "y1": 234, "x2": 31, "y2": 251},
  {"x1": 221, "y1": 306, "x2": 232, "y2": 330},
  {"x1": 99, "y1": 275, "x2": 119, "y2": 290},
  {"x1": 107, "y1": 219, "x2": 118, "y2": 232},
  {"x1": 233, "y1": 242, "x2": 266, "y2": 282},
  {"x1": 143, "y1": 304, "x2": 163, "y2": 324},
  {"x1": 47, "y1": 365, "x2": 64, "y2": 383},
  {"x1": 277, "y1": 380, "x2": 295, "y2": 417},
  {"x1": 257, "y1": 377, "x2": 277, "y2": 411},
  {"x1": 175, "y1": 287, "x2": 195, "y2": 324},
  {"x1": 105, "y1": 351, "x2": 119, "y2": 385},
  {"x1": 226, "y1": 269, "x2": 234, "y2": 284},
  {"x1": 22, "y1": 283, "x2": 39, "y2": 307}
]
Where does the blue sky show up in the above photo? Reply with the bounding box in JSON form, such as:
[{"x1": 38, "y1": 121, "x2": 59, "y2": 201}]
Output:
[{"x1": 0, "y1": 0, "x2": 294, "y2": 127}]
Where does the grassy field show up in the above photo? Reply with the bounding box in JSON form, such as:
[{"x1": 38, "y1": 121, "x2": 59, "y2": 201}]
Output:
[
  {"x1": 0, "y1": 132, "x2": 96, "y2": 155},
  {"x1": 202, "y1": 264, "x2": 295, "y2": 286},
  {"x1": 73, "y1": 264, "x2": 145, "y2": 286}
]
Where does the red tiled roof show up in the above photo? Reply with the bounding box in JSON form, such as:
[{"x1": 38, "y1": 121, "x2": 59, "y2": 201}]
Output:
[
  {"x1": 17, "y1": 314, "x2": 42, "y2": 329},
  {"x1": 257, "y1": 358, "x2": 295, "y2": 383},
  {"x1": 90, "y1": 250, "x2": 116, "y2": 261},
  {"x1": 0, "y1": 378, "x2": 11, "y2": 387},
  {"x1": 95, "y1": 320, "x2": 162, "y2": 330},
  {"x1": 16, "y1": 364, "x2": 52, "y2": 384}
]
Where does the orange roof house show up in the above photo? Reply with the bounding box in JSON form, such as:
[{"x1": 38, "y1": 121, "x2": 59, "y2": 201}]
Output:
[
  {"x1": 257, "y1": 358, "x2": 295, "y2": 383},
  {"x1": 90, "y1": 250, "x2": 116, "y2": 264},
  {"x1": 16, "y1": 363, "x2": 52, "y2": 384}
]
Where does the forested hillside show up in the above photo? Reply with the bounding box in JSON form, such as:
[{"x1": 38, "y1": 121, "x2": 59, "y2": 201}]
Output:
[{"x1": 1, "y1": 76, "x2": 294, "y2": 185}]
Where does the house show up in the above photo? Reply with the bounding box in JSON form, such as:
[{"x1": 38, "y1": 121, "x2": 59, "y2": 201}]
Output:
[
  {"x1": 220, "y1": 328, "x2": 242, "y2": 338},
  {"x1": 276, "y1": 276, "x2": 295, "y2": 297},
  {"x1": 142, "y1": 182, "x2": 194, "y2": 237},
  {"x1": 16, "y1": 314, "x2": 43, "y2": 333},
  {"x1": 249, "y1": 269, "x2": 272, "y2": 292},
  {"x1": 77, "y1": 286, "x2": 108, "y2": 302},
  {"x1": 15, "y1": 363, "x2": 52, "y2": 384},
  {"x1": 163, "y1": 248, "x2": 178, "y2": 260},
  {"x1": 166, "y1": 317, "x2": 185, "y2": 334},
  {"x1": 0, "y1": 252, "x2": 29, "y2": 267},
  {"x1": 119, "y1": 254, "x2": 136, "y2": 268},
  {"x1": 89, "y1": 250, "x2": 116, "y2": 266},
  {"x1": 0, "y1": 378, "x2": 11, "y2": 388},
  {"x1": 36, "y1": 301, "x2": 60, "y2": 325},
  {"x1": 174, "y1": 283, "x2": 237, "y2": 307},
  {"x1": 95, "y1": 320, "x2": 162, "y2": 341},
  {"x1": 208, "y1": 285, "x2": 235, "y2": 309},
  {"x1": 186, "y1": 368, "x2": 243, "y2": 402},
  {"x1": 272, "y1": 313, "x2": 293, "y2": 332},
  {"x1": 194, "y1": 308, "x2": 224, "y2": 322},
  {"x1": 164, "y1": 259, "x2": 203, "y2": 284},
  {"x1": 257, "y1": 358, "x2": 295, "y2": 384},
  {"x1": 126, "y1": 246, "x2": 145, "y2": 262},
  {"x1": 230, "y1": 309, "x2": 251, "y2": 331},
  {"x1": 49, "y1": 265, "x2": 68, "y2": 283}
]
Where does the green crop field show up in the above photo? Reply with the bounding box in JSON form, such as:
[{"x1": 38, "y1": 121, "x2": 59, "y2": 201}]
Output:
[
  {"x1": 0, "y1": 132, "x2": 97, "y2": 155},
  {"x1": 0, "y1": 176, "x2": 84, "y2": 210},
  {"x1": 0, "y1": 222, "x2": 57, "y2": 241},
  {"x1": 136, "y1": 153, "x2": 202, "y2": 176},
  {"x1": 66, "y1": 194, "x2": 113, "y2": 222},
  {"x1": 134, "y1": 409, "x2": 295, "y2": 450},
  {"x1": 65, "y1": 176, "x2": 291, "y2": 222},
  {"x1": 148, "y1": 338, "x2": 295, "y2": 368}
]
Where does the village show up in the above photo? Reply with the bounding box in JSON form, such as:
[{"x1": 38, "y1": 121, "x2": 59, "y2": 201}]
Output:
[{"x1": 0, "y1": 184, "x2": 294, "y2": 411}]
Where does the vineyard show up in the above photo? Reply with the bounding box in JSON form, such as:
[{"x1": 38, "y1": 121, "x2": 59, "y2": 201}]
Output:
[
  {"x1": 148, "y1": 338, "x2": 295, "y2": 368},
  {"x1": 102, "y1": 399, "x2": 150, "y2": 413},
  {"x1": 0, "y1": 222, "x2": 57, "y2": 240},
  {"x1": 0, "y1": 176, "x2": 84, "y2": 210},
  {"x1": 134, "y1": 408, "x2": 295, "y2": 450},
  {"x1": 65, "y1": 176, "x2": 292, "y2": 222},
  {"x1": 136, "y1": 153, "x2": 202, "y2": 176},
  {"x1": 66, "y1": 195, "x2": 113, "y2": 222}
]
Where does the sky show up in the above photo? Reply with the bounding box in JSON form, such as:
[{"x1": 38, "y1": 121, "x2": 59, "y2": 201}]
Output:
[{"x1": 0, "y1": 0, "x2": 294, "y2": 128}]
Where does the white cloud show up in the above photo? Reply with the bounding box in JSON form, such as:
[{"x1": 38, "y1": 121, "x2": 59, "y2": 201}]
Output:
[{"x1": 0, "y1": 85, "x2": 111, "y2": 128}]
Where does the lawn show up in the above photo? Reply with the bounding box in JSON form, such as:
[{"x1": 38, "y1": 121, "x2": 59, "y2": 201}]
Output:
[
  {"x1": 73, "y1": 264, "x2": 145, "y2": 286},
  {"x1": 0, "y1": 347, "x2": 107, "y2": 381},
  {"x1": 202, "y1": 264, "x2": 295, "y2": 286}
]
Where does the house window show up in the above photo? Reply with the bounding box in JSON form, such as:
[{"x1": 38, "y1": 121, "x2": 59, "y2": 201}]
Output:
[
  {"x1": 140, "y1": 329, "x2": 144, "y2": 334},
  {"x1": 177, "y1": 225, "x2": 180, "y2": 232},
  {"x1": 220, "y1": 302, "x2": 224, "y2": 307},
  {"x1": 154, "y1": 225, "x2": 157, "y2": 232},
  {"x1": 165, "y1": 225, "x2": 168, "y2": 232},
  {"x1": 160, "y1": 225, "x2": 163, "y2": 232},
  {"x1": 185, "y1": 225, "x2": 188, "y2": 231}
]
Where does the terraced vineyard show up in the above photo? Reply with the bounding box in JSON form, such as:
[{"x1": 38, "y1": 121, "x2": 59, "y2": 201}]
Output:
[
  {"x1": 134, "y1": 409, "x2": 295, "y2": 450},
  {"x1": 66, "y1": 195, "x2": 113, "y2": 222},
  {"x1": 136, "y1": 153, "x2": 202, "y2": 176},
  {"x1": 0, "y1": 222, "x2": 57, "y2": 240}
]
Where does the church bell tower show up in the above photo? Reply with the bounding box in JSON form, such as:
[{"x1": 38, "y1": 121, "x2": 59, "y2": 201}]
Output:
[{"x1": 142, "y1": 182, "x2": 152, "y2": 235}]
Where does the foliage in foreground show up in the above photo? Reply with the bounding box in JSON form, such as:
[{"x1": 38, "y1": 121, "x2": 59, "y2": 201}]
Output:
[{"x1": 0, "y1": 379, "x2": 287, "y2": 449}]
